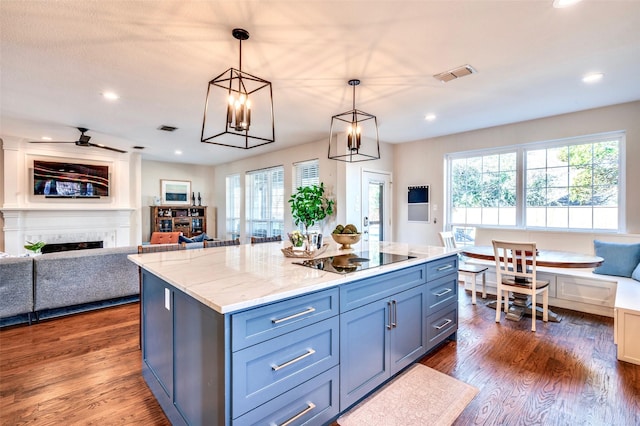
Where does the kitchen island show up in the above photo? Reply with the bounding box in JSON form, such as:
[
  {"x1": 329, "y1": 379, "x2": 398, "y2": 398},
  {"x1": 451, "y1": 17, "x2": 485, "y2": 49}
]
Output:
[{"x1": 129, "y1": 241, "x2": 459, "y2": 425}]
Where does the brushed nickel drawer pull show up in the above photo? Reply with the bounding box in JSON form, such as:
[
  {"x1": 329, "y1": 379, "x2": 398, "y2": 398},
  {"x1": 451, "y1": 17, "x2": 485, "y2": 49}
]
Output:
[
  {"x1": 387, "y1": 301, "x2": 393, "y2": 330},
  {"x1": 272, "y1": 307, "x2": 316, "y2": 324},
  {"x1": 434, "y1": 318, "x2": 453, "y2": 330},
  {"x1": 279, "y1": 402, "x2": 316, "y2": 426},
  {"x1": 272, "y1": 349, "x2": 316, "y2": 371},
  {"x1": 435, "y1": 288, "x2": 453, "y2": 297},
  {"x1": 437, "y1": 264, "x2": 454, "y2": 271}
]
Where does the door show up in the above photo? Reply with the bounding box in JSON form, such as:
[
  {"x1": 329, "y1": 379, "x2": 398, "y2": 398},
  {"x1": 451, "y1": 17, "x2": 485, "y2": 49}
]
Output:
[
  {"x1": 362, "y1": 170, "x2": 392, "y2": 243},
  {"x1": 390, "y1": 285, "x2": 426, "y2": 374},
  {"x1": 339, "y1": 299, "x2": 391, "y2": 410}
]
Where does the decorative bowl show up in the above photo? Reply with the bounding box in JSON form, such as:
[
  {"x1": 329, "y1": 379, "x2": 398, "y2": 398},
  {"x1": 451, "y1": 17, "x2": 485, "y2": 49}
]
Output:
[{"x1": 331, "y1": 233, "x2": 362, "y2": 250}]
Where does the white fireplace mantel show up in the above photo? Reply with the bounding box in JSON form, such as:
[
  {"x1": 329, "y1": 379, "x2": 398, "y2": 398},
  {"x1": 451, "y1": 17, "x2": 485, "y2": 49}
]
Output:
[
  {"x1": 1, "y1": 208, "x2": 136, "y2": 255},
  {"x1": 2, "y1": 136, "x2": 142, "y2": 255}
]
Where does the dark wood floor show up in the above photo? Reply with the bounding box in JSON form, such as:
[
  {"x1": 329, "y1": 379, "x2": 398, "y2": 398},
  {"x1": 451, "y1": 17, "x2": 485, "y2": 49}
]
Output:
[{"x1": 1, "y1": 287, "x2": 638, "y2": 425}]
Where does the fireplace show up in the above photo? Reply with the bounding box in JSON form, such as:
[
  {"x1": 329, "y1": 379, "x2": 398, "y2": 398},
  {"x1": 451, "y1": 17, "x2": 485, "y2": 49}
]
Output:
[{"x1": 41, "y1": 241, "x2": 104, "y2": 254}]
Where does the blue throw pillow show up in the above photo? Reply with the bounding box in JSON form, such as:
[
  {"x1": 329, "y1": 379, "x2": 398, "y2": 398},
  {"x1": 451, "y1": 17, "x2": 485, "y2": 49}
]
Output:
[
  {"x1": 179, "y1": 235, "x2": 194, "y2": 244},
  {"x1": 593, "y1": 240, "x2": 640, "y2": 278},
  {"x1": 632, "y1": 263, "x2": 640, "y2": 282},
  {"x1": 191, "y1": 233, "x2": 209, "y2": 242}
]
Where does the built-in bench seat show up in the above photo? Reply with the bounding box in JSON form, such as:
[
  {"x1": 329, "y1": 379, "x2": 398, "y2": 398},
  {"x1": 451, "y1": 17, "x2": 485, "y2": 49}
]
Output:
[
  {"x1": 613, "y1": 278, "x2": 640, "y2": 365},
  {"x1": 465, "y1": 228, "x2": 640, "y2": 365}
]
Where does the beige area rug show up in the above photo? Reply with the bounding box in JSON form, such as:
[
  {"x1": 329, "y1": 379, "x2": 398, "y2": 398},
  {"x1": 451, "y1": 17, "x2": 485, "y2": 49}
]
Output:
[{"x1": 338, "y1": 364, "x2": 478, "y2": 426}]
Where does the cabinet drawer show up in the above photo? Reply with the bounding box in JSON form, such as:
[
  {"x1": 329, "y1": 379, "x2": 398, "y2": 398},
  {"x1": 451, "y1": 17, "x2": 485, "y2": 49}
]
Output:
[
  {"x1": 340, "y1": 264, "x2": 426, "y2": 312},
  {"x1": 232, "y1": 316, "x2": 339, "y2": 418},
  {"x1": 426, "y1": 255, "x2": 458, "y2": 282},
  {"x1": 426, "y1": 274, "x2": 458, "y2": 311},
  {"x1": 233, "y1": 366, "x2": 339, "y2": 426},
  {"x1": 426, "y1": 304, "x2": 458, "y2": 350},
  {"x1": 232, "y1": 288, "x2": 339, "y2": 351}
]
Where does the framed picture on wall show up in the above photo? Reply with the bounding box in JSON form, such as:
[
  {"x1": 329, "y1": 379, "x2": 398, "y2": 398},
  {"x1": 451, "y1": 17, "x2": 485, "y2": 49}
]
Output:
[{"x1": 161, "y1": 179, "x2": 191, "y2": 205}]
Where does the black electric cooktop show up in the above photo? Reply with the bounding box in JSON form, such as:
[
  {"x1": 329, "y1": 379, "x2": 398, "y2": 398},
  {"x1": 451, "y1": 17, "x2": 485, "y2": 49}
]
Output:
[{"x1": 293, "y1": 251, "x2": 416, "y2": 274}]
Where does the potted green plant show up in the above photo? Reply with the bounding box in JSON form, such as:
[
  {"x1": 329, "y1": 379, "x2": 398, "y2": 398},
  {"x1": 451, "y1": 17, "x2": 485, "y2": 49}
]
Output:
[
  {"x1": 288, "y1": 183, "x2": 335, "y2": 238},
  {"x1": 24, "y1": 240, "x2": 46, "y2": 256}
]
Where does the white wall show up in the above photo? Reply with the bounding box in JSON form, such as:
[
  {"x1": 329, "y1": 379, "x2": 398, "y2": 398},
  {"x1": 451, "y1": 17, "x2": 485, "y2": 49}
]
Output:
[
  {"x1": 212, "y1": 137, "x2": 394, "y2": 243},
  {"x1": 140, "y1": 160, "x2": 216, "y2": 242},
  {"x1": 393, "y1": 101, "x2": 640, "y2": 246}
]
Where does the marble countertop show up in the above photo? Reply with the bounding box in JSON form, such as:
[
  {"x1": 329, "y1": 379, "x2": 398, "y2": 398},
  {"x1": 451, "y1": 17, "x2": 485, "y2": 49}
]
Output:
[{"x1": 128, "y1": 240, "x2": 457, "y2": 314}]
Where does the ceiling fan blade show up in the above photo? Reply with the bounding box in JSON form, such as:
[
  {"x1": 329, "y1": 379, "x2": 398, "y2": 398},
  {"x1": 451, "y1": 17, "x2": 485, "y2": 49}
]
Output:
[
  {"x1": 88, "y1": 142, "x2": 127, "y2": 153},
  {"x1": 29, "y1": 140, "x2": 75, "y2": 144}
]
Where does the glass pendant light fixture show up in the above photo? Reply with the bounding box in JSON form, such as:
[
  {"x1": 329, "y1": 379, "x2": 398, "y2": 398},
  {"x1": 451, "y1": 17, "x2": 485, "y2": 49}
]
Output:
[
  {"x1": 201, "y1": 28, "x2": 275, "y2": 149},
  {"x1": 328, "y1": 79, "x2": 380, "y2": 162}
]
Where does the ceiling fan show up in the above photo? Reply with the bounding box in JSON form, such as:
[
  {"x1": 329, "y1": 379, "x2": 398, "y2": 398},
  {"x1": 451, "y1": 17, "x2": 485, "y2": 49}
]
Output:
[{"x1": 29, "y1": 127, "x2": 127, "y2": 153}]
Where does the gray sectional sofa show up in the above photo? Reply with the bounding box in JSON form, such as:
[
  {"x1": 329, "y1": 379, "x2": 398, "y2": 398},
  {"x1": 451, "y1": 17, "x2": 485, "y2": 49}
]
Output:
[
  {"x1": 0, "y1": 246, "x2": 139, "y2": 324},
  {"x1": 0, "y1": 256, "x2": 34, "y2": 319}
]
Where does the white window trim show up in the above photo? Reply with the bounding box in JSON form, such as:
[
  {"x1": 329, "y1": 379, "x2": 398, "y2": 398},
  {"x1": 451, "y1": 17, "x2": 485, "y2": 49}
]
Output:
[{"x1": 446, "y1": 131, "x2": 626, "y2": 233}]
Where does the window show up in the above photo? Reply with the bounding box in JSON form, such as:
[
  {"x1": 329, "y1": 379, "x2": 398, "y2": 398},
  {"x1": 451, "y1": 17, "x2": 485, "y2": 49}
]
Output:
[
  {"x1": 525, "y1": 138, "x2": 620, "y2": 230},
  {"x1": 293, "y1": 159, "x2": 320, "y2": 232},
  {"x1": 294, "y1": 159, "x2": 319, "y2": 190},
  {"x1": 246, "y1": 166, "x2": 284, "y2": 238},
  {"x1": 447, "y1": 132, "x2": 624, "y2": 237},
  {"x1": 225, "y1": 174, "x2": 241, "y2": 239},
  {"x1": 450, "y1": 151, "x2": 517, "y2": 228}
]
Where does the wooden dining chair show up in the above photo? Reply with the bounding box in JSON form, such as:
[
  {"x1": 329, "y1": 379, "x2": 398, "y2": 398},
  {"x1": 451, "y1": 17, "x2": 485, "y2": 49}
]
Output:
[
  {"x1": 204, "y1": 238, "x2": 240, "y2": 247},
  {"x1": 250, "y1": 235, "x2": 282, "y2": 244},
  {"x1": 439, "y1": 231, "x2": 488, "y2": 305},
  {"x1": 492, "y1": 239, "x2": 549, "y2": 332}
]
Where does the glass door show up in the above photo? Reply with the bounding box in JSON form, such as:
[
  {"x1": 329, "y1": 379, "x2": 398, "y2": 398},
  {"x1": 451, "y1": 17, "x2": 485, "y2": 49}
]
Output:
[{"x1": 362, "y1": 170, "x2": 392, "y2": 243}]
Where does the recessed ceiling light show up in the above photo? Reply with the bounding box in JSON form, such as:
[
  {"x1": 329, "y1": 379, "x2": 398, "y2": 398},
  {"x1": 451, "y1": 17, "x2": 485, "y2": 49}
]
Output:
[
  {"x1": 175, "y1": 150, "x2": 183, "y2": 155},
  {"x1": 425, "y1": 114, "x2": 437, "y2": 122},
  {"x1": 41, "y1": 136, "x2": 52, "y2": 141},
  {"x1": 582, "y1": 72, "x2": 604, "y2": 83},
  {"x1": 101, "y1": 91, "x2": 119, "y2": 100},
  {"x1": 553, "y1": 0, "x2": 582, "y2": 8}
]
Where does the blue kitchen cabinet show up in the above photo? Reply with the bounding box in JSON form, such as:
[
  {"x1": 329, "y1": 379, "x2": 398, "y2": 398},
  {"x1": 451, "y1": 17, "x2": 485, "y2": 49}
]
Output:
[{"x1": 340, "y1": 283, "x2": 426, "y2": 410}]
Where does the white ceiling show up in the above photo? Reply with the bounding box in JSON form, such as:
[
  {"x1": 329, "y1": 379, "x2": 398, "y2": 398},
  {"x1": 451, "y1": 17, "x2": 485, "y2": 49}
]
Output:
[{"x1": 1, "y1": 0, "x2": 639, "y2": 165}]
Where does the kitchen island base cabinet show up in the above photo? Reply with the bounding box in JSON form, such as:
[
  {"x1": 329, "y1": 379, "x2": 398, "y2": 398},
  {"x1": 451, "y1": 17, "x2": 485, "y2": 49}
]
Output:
[
  {"x1": 139, "y1": 254, "x2": 459, "y2": 425},
  {"x1": 340, "y1": 284, "x2": 426, "y2": 410},
  {"x1": 142, "y1": 271, "x2": 227, "y2": 425}
]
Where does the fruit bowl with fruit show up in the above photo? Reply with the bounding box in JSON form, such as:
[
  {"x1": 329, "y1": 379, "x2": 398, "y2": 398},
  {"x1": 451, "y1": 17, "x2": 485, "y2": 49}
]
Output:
[{"x1": 331, "y1": 224, "x2": 362, "y2": 249}]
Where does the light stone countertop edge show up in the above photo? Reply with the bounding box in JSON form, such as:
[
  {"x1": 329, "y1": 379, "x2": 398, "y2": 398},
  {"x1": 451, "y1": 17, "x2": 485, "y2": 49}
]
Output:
[{"x1": 129, "y1": 241, "x2": 458, "y2": 314}]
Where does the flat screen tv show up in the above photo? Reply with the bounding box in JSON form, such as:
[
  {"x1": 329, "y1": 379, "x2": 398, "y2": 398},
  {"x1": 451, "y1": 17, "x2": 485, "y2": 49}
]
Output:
[{"x1": 33, "y1": 160, "x2": 109, "y2": 198}]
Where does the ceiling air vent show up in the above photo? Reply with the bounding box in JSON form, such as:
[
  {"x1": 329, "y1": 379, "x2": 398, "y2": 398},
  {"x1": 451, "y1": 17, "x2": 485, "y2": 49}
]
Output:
[
  {"x1": 158, "y1": 125, "x2": 178, "y2": 132},
  {"x1": 433, "y1": 64, "x2": 477, "y2": 83}
]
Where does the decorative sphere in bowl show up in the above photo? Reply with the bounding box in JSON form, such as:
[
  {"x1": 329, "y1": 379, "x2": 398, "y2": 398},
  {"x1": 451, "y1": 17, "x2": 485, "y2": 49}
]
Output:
[{"x1": 331, "y1": 233, "x2": 362, "y2": 249}]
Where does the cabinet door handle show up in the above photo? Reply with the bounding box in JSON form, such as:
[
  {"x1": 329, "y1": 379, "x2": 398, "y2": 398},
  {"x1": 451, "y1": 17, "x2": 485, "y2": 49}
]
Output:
[
  {"x1": 279, "y1": 402, "x2": 316, "y2": 426},
  {"x1": 434, "y1": 318, "x2": 453, "y2": 330},
  {"x1": 437, "y1": 264, "x2": 454, "y2": 272},
  {"x1": 391, "y1": 300, "x2": 397, "y2": 328},
  {"x1": 272, "y1": 307, "x2": 316, "y2": 324},
  {"x1": 387, "y1": 301, "x2": 393, "y2": 330},
  {"x1": 434, "y1": 288, "x2": 453, "y2": 297},
  {"x1": 272, "y1": 348, "x2": 316, "y2": 371}
]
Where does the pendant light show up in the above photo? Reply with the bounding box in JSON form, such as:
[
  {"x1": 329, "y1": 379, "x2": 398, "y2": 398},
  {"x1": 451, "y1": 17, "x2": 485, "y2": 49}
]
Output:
[
  {"x1": 328, "y1": 79, "x2": 380, "y2": 162},
  {"x1": 201, "y1": 28, "x2": 275, "y2": 149}
]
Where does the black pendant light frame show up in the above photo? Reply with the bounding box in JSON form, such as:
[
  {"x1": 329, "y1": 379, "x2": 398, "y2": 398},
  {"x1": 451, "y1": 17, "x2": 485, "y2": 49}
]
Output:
[
  {"x1": 201, "y1": 28, "x2": 275, "y2": 149},
  {"x1": 328, "y1": 79, "x2": 380, "y2": 162}
]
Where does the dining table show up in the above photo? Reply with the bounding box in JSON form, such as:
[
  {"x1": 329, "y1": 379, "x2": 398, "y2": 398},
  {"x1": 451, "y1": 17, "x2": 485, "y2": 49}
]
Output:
[{"x1": 460, "y1": 245, "x2": 604, "y2": 322}]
